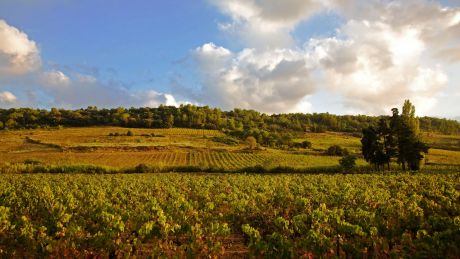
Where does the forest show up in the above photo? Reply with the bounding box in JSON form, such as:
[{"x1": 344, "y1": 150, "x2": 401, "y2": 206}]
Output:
[{"x1": 1, "y1": 104, "x2": 459, "y2": 134}]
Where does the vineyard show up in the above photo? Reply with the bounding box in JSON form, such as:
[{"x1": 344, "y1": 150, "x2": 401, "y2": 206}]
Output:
[
  {"x1": 1, "y1": 127, "x2": 458, "y2": 170},
  {"x1": 0, "y1": 127, "x2": 367, "y2": 169},
  {"x1": 0, "y1": 127, "x2": 459, "y2": 258},
  {"x1": 0, "y1": 151, "x2": 354, "y2": 169},
  {"x1": 0, "y1": 173, "x2": 458, "y2": 258}
]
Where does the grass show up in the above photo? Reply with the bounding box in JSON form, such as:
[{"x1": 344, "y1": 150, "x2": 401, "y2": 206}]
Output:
[
  {"x1": 426, "y1": 148, "x2": 460, "y2": 165},
  {"x1": 300, "y1": 132, "x2": 362, "y2": 152},
  {"x1": 421, "y1": 132, "x2": 460, "y2": 151}
]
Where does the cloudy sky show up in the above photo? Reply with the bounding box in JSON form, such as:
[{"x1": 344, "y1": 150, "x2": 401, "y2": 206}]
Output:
[{"x1": 0, "y1": 0, "x2": 459, "y2": 117}]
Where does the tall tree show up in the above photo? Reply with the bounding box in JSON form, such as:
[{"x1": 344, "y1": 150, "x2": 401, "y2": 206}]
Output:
[
  {"x1": 401, "y1": 99, "x2": 420, "y2": 136},
  {"x1": 361, "y1": 126, "x2": 386, "y2": 170}
]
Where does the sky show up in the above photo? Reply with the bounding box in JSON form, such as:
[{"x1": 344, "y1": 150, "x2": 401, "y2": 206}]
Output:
[{"x1": 0, "y1": 0, "x2": 459, "y2": 118}]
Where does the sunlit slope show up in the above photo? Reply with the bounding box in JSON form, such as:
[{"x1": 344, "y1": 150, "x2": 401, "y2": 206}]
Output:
[{"x1": 0, "y1": 127, "x2": 458, "y2": 168}]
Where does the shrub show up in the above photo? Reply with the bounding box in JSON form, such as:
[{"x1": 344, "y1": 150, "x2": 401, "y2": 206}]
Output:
[
  {"x1": 292, "y1": 140, "x2": 312, "y2": 149},
  {"x1": 126, "y1": 130, "x2": 134, "y2": 136},
  {"x1": 339, "y1": 155, "x2": 357, "y2": 172},
  {"x1": 326, "y1": 145, "x2": 349, "y2": 156},
  {"x1": 134, "y1": 164, "x2": 149, "y2": 173},
  {"x1": 301, "y1": 140, "x2": 312, "y2": 149},
  {"x1": 24, "y1": 159, "x2": 42, "y2": 165},
  {"x1": 211, "y1": 136, "x2": 239, "y2": 145}
]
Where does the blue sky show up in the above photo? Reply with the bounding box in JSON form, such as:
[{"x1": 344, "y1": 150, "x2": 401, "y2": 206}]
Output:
[
  {"x1": 0, "y1": 0, "x2": 222, "y2": 91},
  {"x1": 0, "y1": 0, "x2": 459, "y2": 117}
]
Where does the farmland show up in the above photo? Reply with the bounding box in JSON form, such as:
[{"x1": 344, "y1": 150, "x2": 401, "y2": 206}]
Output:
[
  {"x1": 0, "y1": 126, "x2": 459, "y2": 258},
  {"x1": 1, "y1": 127, "x2": 459, "y2": 170},
  {"x1": 0, "y1": 127, "x2": 368, "y2": 169},
  {"x1": 0, "y1": 173, "x2": 458, "y2": 257}
]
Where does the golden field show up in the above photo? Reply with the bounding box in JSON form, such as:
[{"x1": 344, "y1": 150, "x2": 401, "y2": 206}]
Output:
[{"x1": 0, "y1": 127, "x2": 458, "y2": 169}]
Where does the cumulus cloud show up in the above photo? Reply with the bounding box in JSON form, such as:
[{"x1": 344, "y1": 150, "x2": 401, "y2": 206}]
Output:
[
  {"x1": 0, "y1": 20, "x2": 41, "y2": 76},
  {"x1": 0, "y1": 91, "x2": 17, "y2": 104},
  {"x1": 195, "y1": 0, "x2": 460, "y2": 115},
  {"x1": 195, "y1": 43, "x2": 315, "y2": 113},
  {"x1": 142, "y1": 91, "x2": 178, "y2": 107},
  {"x1": 311, "y1": 0, "x2": 459, "y2": 114},
  {"x1": 209, "y1": 0, "x2": 327, "y2": 48},
  {"x1": 309, "y1": 19, "x2": 449, "y2": 114},
  {"x1": 40, "y1": 70, "x2": 71, "y2": 88}
]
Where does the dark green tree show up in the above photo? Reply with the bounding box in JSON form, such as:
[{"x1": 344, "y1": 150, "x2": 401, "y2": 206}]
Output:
[{"x1": 361, "y1": 126, "x2": 386, "y2": 170}]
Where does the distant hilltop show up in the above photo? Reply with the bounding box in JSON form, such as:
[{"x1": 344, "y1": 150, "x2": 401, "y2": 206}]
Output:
[{"x1": 1, "y1": 104, "x2": 460, "y2": 135}]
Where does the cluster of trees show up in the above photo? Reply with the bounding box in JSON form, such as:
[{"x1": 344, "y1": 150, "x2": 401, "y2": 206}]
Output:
[
  {"x1": 1, "y1": 104, "x2": 459, "y2": 135},
  {"x1": 361, "y1": 100, "x2": 429, "y2": 171},
  {"x1": 227, "y1": 128, "x2": 296, "y2": 148}
]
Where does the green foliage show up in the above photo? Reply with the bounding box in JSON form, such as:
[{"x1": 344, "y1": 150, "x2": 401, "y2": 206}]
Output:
[
  {"x1": 0, "y1": 173, "x2": 458, "y2": 257},
  {"x1": 134, "y1": 164, "x2": 149, "y2": 173},
  {"x1": 402, "y1": 99, "x2": 420, "y2": 136},
  {"x1": 361, "y1": 125, "x2": 390, "y2": 170},
  {"x1": 23, "y1": 159, "x2": 42, "y2": 165},
  {"x1": 326, "y1": 145, "x2": 349, "y2": 156},
  {"x1": 1, "y1": 105, "x2": 458, "y2": 134},
  {"x1": 339, "y1": 155, "x2": 357, "y2": 172},
  {"x1": 292, "y1": 140, "x2": 312, "y2": 149},
  {"x1": 362, "y1": 100, "x2": 429, "y2": 171},
  {"x1": 210, "y1": 136, "x2": 239, "y2": 145}
]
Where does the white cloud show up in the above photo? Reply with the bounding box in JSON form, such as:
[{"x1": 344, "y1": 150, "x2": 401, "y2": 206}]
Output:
[
  {"x1": 0, "y1": 20, "x2": 41, "y2": 75},
  {"x1": 40, "y1": 70, "x2": 71, "y2": 88},
  {"x1": 0, "y1": 91, "x2": 17, "y2": 104},
  {"x1": 141, "y1": 91, "x2": 179, "y2": 107},
  {"x1": 310, "y1": 18, "x2": 449, "y2": 114},
  {"x1": 196, "y1": 0, "x2": 460, "y2": 115},
  {"x1": 209, "y1": 0, "x2": 326, "y2": 48},
  {"x1": 195, "y1": 43, "x2": 315, "y2": 113}
]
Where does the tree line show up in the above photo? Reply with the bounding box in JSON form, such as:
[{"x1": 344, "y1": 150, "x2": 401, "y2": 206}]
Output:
[{"x1": 1, "y1": 105, "x2": 459, "y2": 135}]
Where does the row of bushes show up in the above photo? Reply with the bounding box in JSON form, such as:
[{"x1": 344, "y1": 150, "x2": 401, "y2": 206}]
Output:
[
  {"x1": 108, "y1": 131, "x2": 165, "y2": 137},
  {"x1": 1, "y1": 161, "x2": 444, "y2": 175},
  {"x1": 2, "y1": 162, "x2": 347, "y2": 175}
]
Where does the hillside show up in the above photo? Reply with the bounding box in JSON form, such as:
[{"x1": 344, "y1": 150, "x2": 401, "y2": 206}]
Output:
[
  {"x1": 2, "y1": 105, "x2": 460, "y2": 135},
  {"x1": 1, "y1": 126, "x2": 458, "y2": 171}
]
